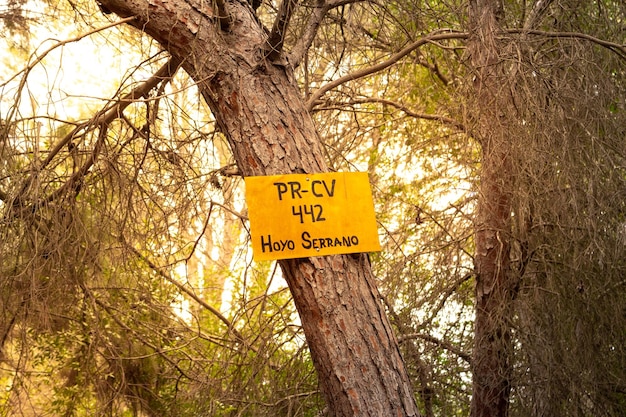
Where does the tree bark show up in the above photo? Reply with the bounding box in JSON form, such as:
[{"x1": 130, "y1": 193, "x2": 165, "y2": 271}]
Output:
[
  {"x1": 99, "y1": 1, "x2": 420, "y2": 415},
  {"x1": 467, "y1": 0, "x2": 517, "y2": 416}
]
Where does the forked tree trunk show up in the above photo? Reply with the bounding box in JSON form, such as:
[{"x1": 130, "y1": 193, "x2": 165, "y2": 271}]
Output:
[
  {"x1": 100, "y1": 1, "x2": 420, "y2": 415},
  {"x1": 468, "y1": 0, "x2": 517, "y2": 416}
]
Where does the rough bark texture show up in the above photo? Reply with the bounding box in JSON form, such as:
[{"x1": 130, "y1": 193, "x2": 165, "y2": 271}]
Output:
[
  {"x1": 468, "y1": 0, "x2": 517, "y2": 416},
  {"x1": 282, "y1": 255, "x2": 418, "y2": 416},
  {"x1": 99, "y1": 1, "x2": 420, "y2": 415}
]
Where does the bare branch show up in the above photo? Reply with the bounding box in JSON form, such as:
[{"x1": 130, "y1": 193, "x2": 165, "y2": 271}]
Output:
[
  {"x1": 121, "y1": 236, "x2": 249, "y2": 346},
  {"x1": 0, "y1": 17, "x2": 137, "y2": 141},
  {"x1": 266, "y1": 0, "x2": 299, "y2": 61},
  {"x1": 0, "y1": 16, "x2": 136, "y2": 90},
  {"x1": 415, "y1": 52, "x2": 451, "y2": 85},
  {"x1": 523, "y1": 0, "x2": 554, "y2": 31},
  {"x1": 398, "y1": 333, "x2": 472, "y2": 364},
  {"x1": 9, "y1": 56, "x2": 182, "y2": 210},
  {"x1": 507, "y1": 28, "x2": 626, "y2": 59},
  {"x1": 40, "y1": 121, "x2": 108, "y2": 204},
  {"x1": 306, "y1": 29, "x2": 468, "y2": 110},
  {"x1": 319, "y1": 97, "x2": 467, "y2": 132},
  {"x1": 86, "y1": 288, "x2": 195, "y2": 380},
  {"x1": 289, "y1": 0, "x2": 329, "y2": 68},
  {"x1": 289, "y1": 0, "x2": 371, "y2": 69},
  {"x1": 326, "y1": 0, "x2": 367, "y2": 6},
  {"x1": 248, "y1": 390, "x2": 320, "y2": 408},
  {"x1": 214, "y1": 0, "x2": 230, "y2": 30}
]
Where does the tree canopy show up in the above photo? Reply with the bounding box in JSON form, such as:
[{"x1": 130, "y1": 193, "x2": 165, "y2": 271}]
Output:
[{"x1": 1, "y1": 0, "x2": 625, "y2": 416}]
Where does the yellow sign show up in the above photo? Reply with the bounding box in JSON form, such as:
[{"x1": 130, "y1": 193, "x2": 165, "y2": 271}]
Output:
[{"x1": 245, "y1": 172, "x2": 381, "y2": 261}]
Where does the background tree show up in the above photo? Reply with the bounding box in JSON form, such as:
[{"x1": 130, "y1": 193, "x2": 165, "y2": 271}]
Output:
[{"x1": 463, "y1": 0, "x2": 626, "y2": 415}]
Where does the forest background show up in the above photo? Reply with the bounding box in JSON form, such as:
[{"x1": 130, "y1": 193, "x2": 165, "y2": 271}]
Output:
[{"x1": 1, "y1": 0, "x2": 625, "y2": 416}]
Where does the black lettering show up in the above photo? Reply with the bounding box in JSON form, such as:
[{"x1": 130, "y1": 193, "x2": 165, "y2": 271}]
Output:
[
  {"x1": 292, "y1": 205, "x2": 304, "y2": 223},
  {"x1": 311, "y1": 180, "x2": 323, "y2": 197},
  {"x1": 288, "y1": 181, "x2": 303, "y2": 199},
  {"x1": 323, "y1": 179, "x2": 336, "y2": 197},
  {"x1": 311, "y1": 179, "x2": 336, "y2": 197},
  {"x1": 261, "y1": 235, "x2": 273, "y2": 253},
  {"x1": 273, "y1": 182, "x2": 287, "y2": 200},
  {"x1": 272, "y1": 241, "x2": 281, "y2": 251},
  {"x1": 304, "y1": 204, "x2": 314, "y2": 221},
  {"x1": 300, "y1": 233, "x2": 360, "y2": 252},
  {"x1": 314, "y1": 204, "x2": 325, "y2": 221},
  {"x1": 277, "y1": 239, "x2": 294, "y2": 251}
]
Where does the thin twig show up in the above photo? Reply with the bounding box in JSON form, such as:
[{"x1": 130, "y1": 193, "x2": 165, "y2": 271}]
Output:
[
  {"x1": 10, "y1": 57, "x2": 182, "y2": 210},
  {"x1": 398, "y1": 333, "x2": 472, "y2": 364},
  {"x1": 0, "y1": 17, "x2": 137, "y2": 142},
  {"x1": 321, "y1": 97, "x2": 467, "y2": 132},
  {"x1": 120, "y1": 236, "x2": 249, "y2": 347},
  {"x1": 507, "y1": 28, "x2": 626, "y2": 59}
]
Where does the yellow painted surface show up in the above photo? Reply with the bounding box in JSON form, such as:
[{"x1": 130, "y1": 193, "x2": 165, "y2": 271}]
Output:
[{"x1": 245, "y1": 172, "x2": 381, "y2": 261}]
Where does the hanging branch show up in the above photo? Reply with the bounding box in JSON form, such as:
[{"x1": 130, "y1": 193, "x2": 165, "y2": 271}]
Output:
[
  {"x1": 0, "y1": 17, "x2": 137, "y2": 141},
  {"x1": 306, "y1": 29, "x2": 469, "y2": 110},
  {"x1": 523, "y1": 0, "x2": 554, "y2": 31},
  {"x1": 119, "y1": 236, "x2": 259, "y2": 355},
  {"x1": 398, "y1": 333, "x2": 472, "y2": 365},
  {"x1": 317, "y1": 97, "x2": 468, "y2": 132},
  {"x1": 85, "y1": 287, "x2": 195, "y2": 380},
  {"x1": 265, "y1": 0, "x2": 299, "y2": 61},
  {"x1": 506, "y1": 28, "x2": 626, "y2": 60},
  {"x1": 6, "y1": 56, "x2": 182, "y2": 212}
]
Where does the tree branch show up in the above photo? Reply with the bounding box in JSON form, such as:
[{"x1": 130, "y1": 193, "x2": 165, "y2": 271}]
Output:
[
  {"x1": 523, "y1": 0, "x2": 554, "y2": 31},
  {"x1": 288, "y1": 0, "x2": 367, "y2": 69},
  {"x1": 306, "y1": 29, "x2": 468, "y2": 110},
  {"x1": 214, "y1": 0, "x2": 230, "y2": 30},
  {"x1": 318, "y1": 97, "x2": 467, "y2": 132},
  {"x1": 0, "y1": 17, "x2": 136, "y2": 142},
  {"x1": 0, "y1": 16, "x2": 136, "y2": 91},
  {"x1": 289, "y1": 0, "x2": 329, "y2": 68},
  {"x1": 266, "y1": 0, "x2": 299, "y2": 61},
  {"x1": 9, "y1": 56, "x2": 182, "y2": 211},
  {"x1": 507, "y1": 28, "x2": 626, "y2": 59},
  {"x1": 121, "y1": 236, "x2": 249, "y2": 346},
  {"x1": 398, "y1": 332, "x2": 472, "y2": 364},
  {"x1": 86, "y1": 288, "x2": 195, "y2": 380}
]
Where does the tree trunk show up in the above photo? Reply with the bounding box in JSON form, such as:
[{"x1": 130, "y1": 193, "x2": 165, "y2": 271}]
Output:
[
  {"x1": 467, "y1": 0, "x2": 517, "y2": 416},
  {"x1": 100, "y1": 1, "x2": 420, "y2": 415}
]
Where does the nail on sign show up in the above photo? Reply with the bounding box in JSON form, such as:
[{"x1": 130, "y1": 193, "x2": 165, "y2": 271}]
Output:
[{"x1": 244, "y1": 172, "x2": 381, "y2": 261}]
